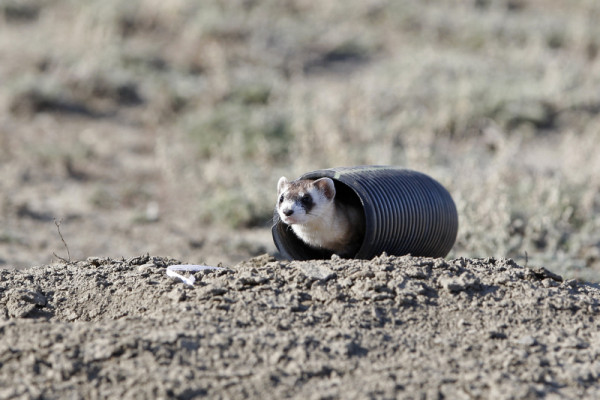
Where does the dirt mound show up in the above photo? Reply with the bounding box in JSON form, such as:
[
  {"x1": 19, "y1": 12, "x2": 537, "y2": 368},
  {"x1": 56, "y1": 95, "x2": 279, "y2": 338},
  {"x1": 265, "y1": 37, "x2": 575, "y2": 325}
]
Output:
[{"x1": 1, "y1": 255, "x2": 599, "y2": 399}]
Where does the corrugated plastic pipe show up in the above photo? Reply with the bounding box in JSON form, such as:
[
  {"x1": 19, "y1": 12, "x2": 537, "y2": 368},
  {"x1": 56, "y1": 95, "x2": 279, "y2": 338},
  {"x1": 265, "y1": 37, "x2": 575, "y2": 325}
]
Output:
[{"x1": 272, "y1": 166, "x2": 458, "y2": 260}]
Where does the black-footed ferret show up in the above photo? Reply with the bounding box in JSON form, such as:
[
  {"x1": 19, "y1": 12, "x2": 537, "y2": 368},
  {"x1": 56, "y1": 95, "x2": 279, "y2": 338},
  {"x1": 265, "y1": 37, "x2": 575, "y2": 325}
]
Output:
[{"x1": 276, "y1": 176, "x2": 365, "y2": 258}]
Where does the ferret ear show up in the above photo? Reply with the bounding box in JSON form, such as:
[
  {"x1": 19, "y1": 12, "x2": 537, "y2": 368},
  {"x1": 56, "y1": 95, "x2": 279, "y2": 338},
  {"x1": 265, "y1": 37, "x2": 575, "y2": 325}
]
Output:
[
  {"x1": 313, "y1": 178, "x2": 336, "y2": 200},
  {"x1": 277, "y1": 177, "x2": 289, "y2": 194}
]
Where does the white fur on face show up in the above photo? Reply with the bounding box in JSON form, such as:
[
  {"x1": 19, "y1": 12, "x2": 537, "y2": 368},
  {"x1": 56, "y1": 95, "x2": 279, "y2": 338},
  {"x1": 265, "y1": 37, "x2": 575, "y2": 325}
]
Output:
[
  {"x1": 277, "y1": 177, "x2": 289, "y2": 195},
  {"x1": 277, "y1": 181, "x2": 332, "y2": 226},
  {"x1": 278, "y1": 196, "x2": 307, "y2": 225}
]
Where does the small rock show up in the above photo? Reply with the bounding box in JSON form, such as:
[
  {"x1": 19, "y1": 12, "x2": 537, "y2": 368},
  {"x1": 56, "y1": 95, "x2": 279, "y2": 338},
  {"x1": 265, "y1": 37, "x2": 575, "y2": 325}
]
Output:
[
  {"x1": 86, "y1": 256, "x2": 105, "y2": 266},
  {"x1": 345, "y1": 341, "x2": 368, "y2": 357},
  {"x1": 439, "y1": 272, "x2": 479, "y2": 293},
  {"x1": 405, "y1": 266, "x2": 429, "y2": 279},
  {"x1": 297, "y1": 263, "x2": 335, "y2": 281},
  {"x1": 563, "y1": 279, "x2": 579, "y2": 288},
  {"x1": 269, "y1": 350, "x2": 285, "y2": 363},
  {"x1": 6, "y1": 288, "x2": 46, "y2": 318},
  {"x1": 199, "y1": 284, "x2": 227, "y2": 297},
  {"x1": 563, "y1": 337, "x2": 589, "y2": 349},
  {"x1": 489, "y1": 331, "x2": 508, "y2": 340},
  {"x1": 127, "y1": 254, "x2": 150, "y2": 265},
  {"x1": 516, "y1": 335, "x2": 537, "y2": 346},
  {"x1": 439, "y1": 276, "x2": 467, "y2": 292},
  {"x1": 277, "y1": 320, "x2": 291, "y2": 331},
  {"x1": 64, "y1": 310, "x2": 79, "y2": 321},
  {"x1": 235, "y1": 271, "x2": 269, "y2": 287},
  {"x1": 168, "y1": 288, "x2": 186, "y2": 302},
  {"x1": 137, "y1": 263, "x2": 156, "y2": 273},
  {"x1": 493, "y1": 274, "x2": 510, "y2": 285},
  {"x1": 528, "y1": 267, "x2": 563, "y2": 283}
]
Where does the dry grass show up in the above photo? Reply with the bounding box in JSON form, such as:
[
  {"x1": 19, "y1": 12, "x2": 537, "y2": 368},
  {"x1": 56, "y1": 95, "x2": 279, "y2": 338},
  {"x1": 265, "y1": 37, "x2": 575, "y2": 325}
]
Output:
[{"x1": 1, "y1": 0, "x2": 600, "y2": 278}]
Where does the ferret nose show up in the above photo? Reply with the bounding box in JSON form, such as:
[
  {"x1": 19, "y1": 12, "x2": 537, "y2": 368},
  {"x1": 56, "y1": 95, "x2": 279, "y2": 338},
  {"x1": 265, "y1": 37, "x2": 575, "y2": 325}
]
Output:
[{"x1": 283, "y1": 208, "x2": 294, "y2": 216}]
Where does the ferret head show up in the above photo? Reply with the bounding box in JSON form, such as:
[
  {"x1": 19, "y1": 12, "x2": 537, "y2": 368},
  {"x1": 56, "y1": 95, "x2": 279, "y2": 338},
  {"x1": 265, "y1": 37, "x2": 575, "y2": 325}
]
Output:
[{"x1": 276, "y1": 177, "x2": 336, "y2": 225}]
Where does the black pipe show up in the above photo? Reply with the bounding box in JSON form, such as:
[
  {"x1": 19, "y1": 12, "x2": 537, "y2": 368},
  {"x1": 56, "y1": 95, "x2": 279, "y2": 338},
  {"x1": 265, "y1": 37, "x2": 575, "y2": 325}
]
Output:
[{"x1": 272, "y1": 166, "x2": 458, "y2": 260}]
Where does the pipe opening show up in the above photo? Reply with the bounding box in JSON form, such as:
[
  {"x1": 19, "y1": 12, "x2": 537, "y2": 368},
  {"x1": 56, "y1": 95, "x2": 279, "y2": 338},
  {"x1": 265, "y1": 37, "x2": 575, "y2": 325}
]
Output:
[{"x1": 273, "y1": 177, "x2": 366, "y2": 261}]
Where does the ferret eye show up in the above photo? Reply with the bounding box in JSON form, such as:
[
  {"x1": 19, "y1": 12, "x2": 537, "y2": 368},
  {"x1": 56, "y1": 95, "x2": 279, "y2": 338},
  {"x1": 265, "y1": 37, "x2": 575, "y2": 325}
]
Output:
[
  {"x1": 279, "y1": 194, "x2": 284, "y2": 204},
  {"x1": 300, "y1": 194, "x2": 311, "y2": 206}
]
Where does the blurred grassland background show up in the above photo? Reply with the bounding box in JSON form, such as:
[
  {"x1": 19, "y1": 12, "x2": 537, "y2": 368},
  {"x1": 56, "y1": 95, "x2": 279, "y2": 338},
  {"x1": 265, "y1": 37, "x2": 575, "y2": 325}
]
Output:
[{"x1": 1, "y1": 0, "x2": 600, "y2": 280}]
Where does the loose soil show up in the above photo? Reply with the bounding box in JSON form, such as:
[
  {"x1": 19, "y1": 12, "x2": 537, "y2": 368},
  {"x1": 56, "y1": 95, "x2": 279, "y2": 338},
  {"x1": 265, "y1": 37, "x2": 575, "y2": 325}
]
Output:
[{"x1": 1, "y1": 254, "x2": 599, "y2": 399}]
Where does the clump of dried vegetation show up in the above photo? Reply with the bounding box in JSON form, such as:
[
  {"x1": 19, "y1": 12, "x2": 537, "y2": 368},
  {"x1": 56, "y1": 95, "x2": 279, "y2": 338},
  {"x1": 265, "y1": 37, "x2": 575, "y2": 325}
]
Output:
[{"x1": 0, "y1": 0, "x2": 599, "y2": 279}]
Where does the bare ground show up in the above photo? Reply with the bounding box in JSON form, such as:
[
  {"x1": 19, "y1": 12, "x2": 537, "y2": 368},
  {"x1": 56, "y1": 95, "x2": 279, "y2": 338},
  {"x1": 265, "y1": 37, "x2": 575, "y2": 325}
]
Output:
[
  {"x1": 2, "y1": 1, "x2": 600, "y2": 398},
  {"x1": 1, "y1": 254, "x2": 599, "y2": 399}
]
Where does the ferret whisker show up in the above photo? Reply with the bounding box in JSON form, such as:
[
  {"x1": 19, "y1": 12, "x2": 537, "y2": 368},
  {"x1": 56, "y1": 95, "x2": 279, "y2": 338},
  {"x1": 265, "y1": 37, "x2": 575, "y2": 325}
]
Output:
[{"x1": 307, "y1": 209, "x2": 325, "y2": 219}]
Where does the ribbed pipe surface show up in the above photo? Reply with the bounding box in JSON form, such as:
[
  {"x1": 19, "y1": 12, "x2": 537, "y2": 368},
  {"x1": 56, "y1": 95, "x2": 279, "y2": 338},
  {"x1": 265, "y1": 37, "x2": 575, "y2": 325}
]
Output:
[{"x1": 272, "y1": 166, "x2": 458, "y2": 260}]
